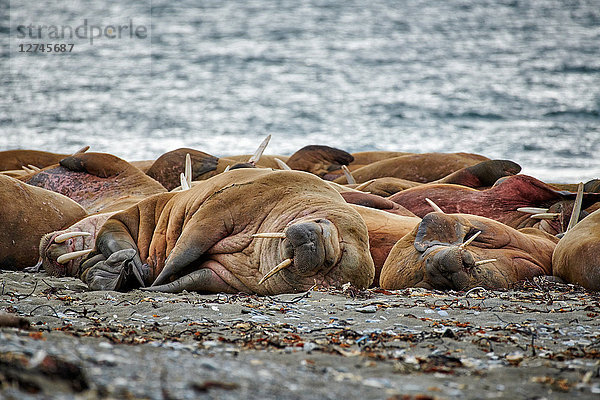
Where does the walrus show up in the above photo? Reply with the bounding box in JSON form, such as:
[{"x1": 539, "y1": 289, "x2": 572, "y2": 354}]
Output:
[
  {"x1": 332, "y1": 152, "x2": 490, "y2": 184},
  {"x1": 21, "y1": 152, "x2": 167, "y2": 213},
  {"x1": 552, "y1": 208, "x2": 600, "y2": 291},
  {"x1": 349, "y1": 159, "x2": 521, "y2": 196},
  {"x1": 0, "y1": 175, "x2": 87, "y2": 270},
  {"x1": 349, "y1": 205, "x2": 420, "y2": 285},
  {"x1": 380, "y1": 212, "x2": 558, "y2": 290},
  {"x1": 35, "y1": 212, "x2": 117, "y2": 277},
  {"x1": 388, "y1": 175, "x2": 600, "y2": 235},
  {"x1": 0, "y1": 146, "x2": 89, "y2": 171},
  {"x1": 78, "y1": 169, "x2": 375, "y2": 295}
]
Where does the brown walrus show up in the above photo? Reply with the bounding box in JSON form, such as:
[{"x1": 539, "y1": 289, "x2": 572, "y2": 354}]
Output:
[
  {"x1": 388, "y1": 175, "x2": 600, "y2": 235},
  {"x1": 78, "y1": 169, "x2": 375, "y2": 295},
  {"x1": 380, "y1": 212, "x2": 558, "y2": 291},
  {"x1": 349, "y1": 159, "x2": 521, "y2": 196},
  {"x1": 21, "y1": 152, "x2": 167, "y2": 213},
  {"x1": 0, "y1": 175, "x2": 87, "y2": 270},
  {"x1": 332, "y1": 152, "x2": 490, "y2": 184},
  {"x1": 35, "y1": 212, "x2": 117, "y2": 277},
  {"x1": 0, "y1": 146, "x2": 89, "y2": 171},
  {"x1": 349, "y1": 205, "x2": 420, "y2": 286},
  {"x1": 552, "y1": 208, "x2": 600, "y2": 291}
]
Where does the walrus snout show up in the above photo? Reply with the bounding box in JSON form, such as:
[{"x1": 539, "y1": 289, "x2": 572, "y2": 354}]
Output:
[
  {"x1": 284, "y1": 219, "x2": 340, "y2": 275},
  {"x1": 425, "y1": 246, "x2": 475, "y2": 290}
]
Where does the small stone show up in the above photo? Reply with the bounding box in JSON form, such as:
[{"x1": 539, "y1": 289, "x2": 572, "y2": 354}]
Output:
[{"x1": 355, "y1": 306, "x2": 377, "y2": 313}]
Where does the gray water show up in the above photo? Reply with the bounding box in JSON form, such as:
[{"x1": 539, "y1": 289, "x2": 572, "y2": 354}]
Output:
[{"x1": 2, "y1": 0, "x2": 599, "y2": 182}]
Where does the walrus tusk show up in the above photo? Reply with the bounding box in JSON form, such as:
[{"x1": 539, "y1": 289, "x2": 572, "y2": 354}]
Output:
[
  {"x1": 184, "y1": 153, "x2": 192, "y2": 188},
  {"x1": 425, "y1": 198, "x2": 445, "y2": 214},
  {"x1": 517, "y1": 207, "x2": 549, "y2": 214},
  {"x1": 274, "y1": 157, "x2": 291, "y2": 170},
  {"x1": 252, "y1": 232, "x2": 286, "y2": 239},
  {"x1": 27, "y1": 164, "x2": 41, "y2": 172},
  {"x1": 474, "y1": 258, "x2": 497, "y2": 266},
  {"x1": 529, "y1": 213, "x2": 560, "y2": 220},
  {"x1": 57, "y1": 249, "x2": 94, "y2": 264},
  {"x1": 179, "y1": 173, "x2": 190, "y2": 191},
  {"x1": 224, "y1": 165, "x2": 231, "y2": 172},
  {"x1": 566, "y1": 182, "x2": 584, "y2": 232},
  {"x1": 258, "y1": 258, "x2": 293, "y2": 285},
  {"x1": 248, "y1": 134, "x2": 271, "y2": 165},
  {"x1": 354, "y1": 179, "x2": 376, "y2": 191},
  {"x1": 54, "y1": 231, "x2": 92, "y2": 243},
  {"x1": 341, "y1": 165, "x2": 356, "y2": 185},
  {"x1": 460, "y1": 231, "x2": 482, "y2": 249},
  {"x1": 73, "y1": 145, "x2": 90, "y2": 155},
  {"x1": 21, "y1": 166, "x2": 35, "y2": 174}
]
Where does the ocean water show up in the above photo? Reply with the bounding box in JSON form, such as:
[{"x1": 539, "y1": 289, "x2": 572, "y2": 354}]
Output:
[{"x1": 1, "y1": 0, "x2": 599, "y2": 183}]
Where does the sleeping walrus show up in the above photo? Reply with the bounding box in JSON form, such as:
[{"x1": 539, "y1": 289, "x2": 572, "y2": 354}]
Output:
[
  {"x1": 21, "y1": 152, "x2": 167, "y2": 213},
  {"x1": 380, "y1": 212, "x2": 558, "y2": 291},
  {"x1": 552, "y1": 208, "x2": 600, "y2": 291},
  {"x1": 0, "y1": 175, "x2": 87, "y2": 270},
  {"x1": 388, "y1": 175, "x2": 599, "y2": 235},
  {"x1": 78, "y1": 169, "x2": 375, "y2": 295}
]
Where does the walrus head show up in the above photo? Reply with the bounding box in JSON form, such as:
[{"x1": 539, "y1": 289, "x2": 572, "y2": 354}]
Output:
[
  {"x1": 37, "y1": 230, "x2": 93, "y2": 277},
  {"x1": 380, "y1": 212, "x2": 556, "y2": 291}
]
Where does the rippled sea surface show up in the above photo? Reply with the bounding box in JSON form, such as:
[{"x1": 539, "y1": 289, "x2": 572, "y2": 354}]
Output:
[{"x1": 2, "y1": 0, "x2": 599, "y2": 182}]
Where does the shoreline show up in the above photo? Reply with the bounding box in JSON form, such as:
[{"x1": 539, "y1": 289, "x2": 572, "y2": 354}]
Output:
[{"x1": 1, "y1": 270, "x2": 599, "y2": 399}]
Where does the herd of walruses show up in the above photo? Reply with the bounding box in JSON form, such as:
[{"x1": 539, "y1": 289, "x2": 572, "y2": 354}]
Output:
[{"x1": 2, "y1": 136, "x2": 599, "y2": 295}]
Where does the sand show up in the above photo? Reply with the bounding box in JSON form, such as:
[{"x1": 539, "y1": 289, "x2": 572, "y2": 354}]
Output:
[{"x1": 1, "y1": 270, "x2": 599, "y2": 399}]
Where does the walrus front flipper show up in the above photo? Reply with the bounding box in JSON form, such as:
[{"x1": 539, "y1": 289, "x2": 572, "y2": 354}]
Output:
[
  {"x1": 437, "y1": 160, "x2": 521, "y2": 188},
  {"x1": 81, "y1": 249, "x2": 140, "y2": 290},
  {"x1": 286, "y1": 145, "x2": 354, "y2": 178},
  {"x1": 141, "y1": 268, "x2": 237, "y2": 294},
  {"x1": 59, "y1": 153, "x2": 132, "y2": 178},
  {"x1": 80, "y1": 217, "x2": 148, "y2": 290}
]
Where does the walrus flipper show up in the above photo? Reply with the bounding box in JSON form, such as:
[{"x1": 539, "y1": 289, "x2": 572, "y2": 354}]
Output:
[
  {"x1": 80, "y1": 218, "x2": 148, "y2": 290},
  {"x1": 142, "y1": 268, "x2": 237, "y2": 294},
  {"x1": 60, "y1": 153, "x2": 130, "y2": 178}
]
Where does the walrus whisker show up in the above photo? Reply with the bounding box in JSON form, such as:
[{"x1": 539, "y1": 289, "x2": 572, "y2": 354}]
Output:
[
  {"x1": 517, "y1": 207, "x2": 549, "y2": 214},
  {"x1": 354, "y1": 179, "x2": 376, "y2": 191},
  {"x1": 529, "y1": 212, "x2": 560, "y2": 220},
  {"x1": 248, "y1": 134, "x2": 271, "y2": 165},
  {"x1": 341, "y1": 165, "x2": 356, "y2": 185},
  {"x1": 258, "y1": 258, "x2": 293, "y2": 285},
  {"x1": 474, "y1": 258, "x2": 497, "y2": 266},
  {"x1": 252, "y1": 232, "x2": 286, "y2": 239},
  {"x1": 425, "y1": 198, "x2": 445, "y2": 214},
  {"x1": 274, "y1": 157, "x2": 292, "y2": 170},
  {"x1": 460, "y1": 231, "x2": 481, "y2": 249},
  {"x1": 56, "y1": 249, "x2": 93, "y2": 264},
  {"x1": 566, "y1": 182, "x2": 584, "y2": 232},
  {"x1": 54, "y1": 231, "x2": 92, "y2": 243}
]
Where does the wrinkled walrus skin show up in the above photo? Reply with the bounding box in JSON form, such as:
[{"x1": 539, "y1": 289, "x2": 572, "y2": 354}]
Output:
[
  {"x1": 79, "y1": 169, "x2": 375, "y2": 295},
  {"x1": 552, "y1": 209, "x2": 600, "y2": 291},
  {"x1": 0, "y1": 175, "x2": 87, "y2": 270},
  {"x1": 380, "y1": 212, "x2": 558, "y2": 291}
]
